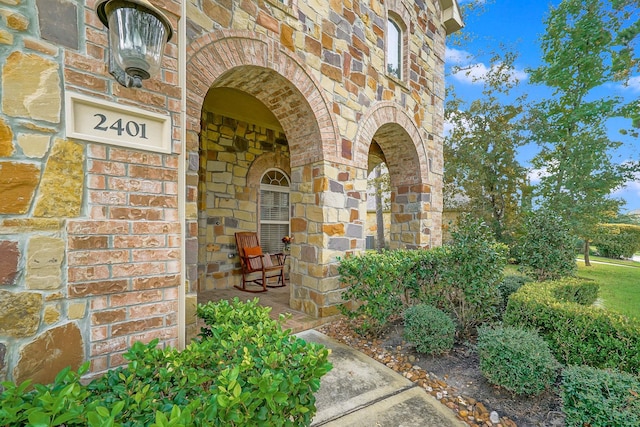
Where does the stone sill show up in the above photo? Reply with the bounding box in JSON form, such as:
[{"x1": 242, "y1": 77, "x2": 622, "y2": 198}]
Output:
[{"x1": 386, "y1": 73, "x2": 410, "y2": 92}]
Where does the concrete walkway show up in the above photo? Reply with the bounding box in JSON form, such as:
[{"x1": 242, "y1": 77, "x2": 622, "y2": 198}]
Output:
[
  {"x1": 298, "y1": 330, "x2": 465, "y2": 427},
  {"x1": 576, "y1": 258, "x2": 640, "y2": 268}
]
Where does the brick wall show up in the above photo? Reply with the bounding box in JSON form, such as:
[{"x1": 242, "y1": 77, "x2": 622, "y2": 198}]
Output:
[
  {"x1": 0, "y1": 0, "x2": 458, "y2": 384},
  {"x1": 0, "y1": 0, "x2": 183, "y2": 383}
]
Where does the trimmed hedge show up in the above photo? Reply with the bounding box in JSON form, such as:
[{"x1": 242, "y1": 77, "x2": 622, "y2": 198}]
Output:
[
  {"x1": 593, "y1": 223, "x2": 640, "y2": 259},
  {"x1": 561, "y1": 365, "x2": 640, "y2": 427},
  {"x1": 404, "y1": 304, "x2": 455, "y2": 355},
  {"x1": 552, "y1": 281, "x2": 598, "y2": 305},
  {"x1": 0, "y1": 298, "x2": 332, "y2": 426},
  {"x1": 504, "y1": 278, "x2": 640, "y2": 374},
  {"x1": 338, "y1": 249, "x2": 426, "y2": 336},
  {"x1": 477, "y1": 325, "x2": 559, "y2": 396}
]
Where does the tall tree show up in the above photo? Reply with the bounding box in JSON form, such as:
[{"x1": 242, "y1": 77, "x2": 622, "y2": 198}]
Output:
[
  {"x1": 368, "y1": 163, "x2": 390, "y2": 251},
  {"x1": 529, "y1": 0, "x2": 640, "y2": 265},
  {"x1": 444, "y1": 52, "x2": 530, "y2": 244}
]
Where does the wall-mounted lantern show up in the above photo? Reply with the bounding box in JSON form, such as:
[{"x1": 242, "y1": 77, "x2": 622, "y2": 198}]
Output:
[{"x1": 96, "y1": 0, "x2": 173, "y2": 88}]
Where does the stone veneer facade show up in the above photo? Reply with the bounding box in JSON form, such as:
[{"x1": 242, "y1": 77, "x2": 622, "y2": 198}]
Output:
[{"x1": 0, "y1": 0, "x2": 461, "y2": 384}]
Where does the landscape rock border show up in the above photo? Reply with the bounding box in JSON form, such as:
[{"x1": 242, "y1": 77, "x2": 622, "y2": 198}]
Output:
[{"x1": 318, "y1": 319, "x2": 519, "y2": 427}]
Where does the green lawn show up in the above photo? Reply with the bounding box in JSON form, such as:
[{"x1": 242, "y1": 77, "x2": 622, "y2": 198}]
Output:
[
  {"x1": 577, "y1": 262, "x2": 640, "y2": 321},
  {"x1": 576, "y1": 254, "x2": 640, "y2": 268}
]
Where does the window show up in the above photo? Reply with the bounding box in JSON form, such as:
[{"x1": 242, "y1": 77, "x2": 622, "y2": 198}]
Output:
[
  {"x1": 260, "y1": 169, "x2": 290, "y2": 253},
  {"x1": 387, "y1": 18, "x2": 402, "y2": 79}
]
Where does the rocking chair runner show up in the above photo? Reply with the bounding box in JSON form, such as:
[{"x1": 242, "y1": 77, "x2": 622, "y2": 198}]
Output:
[{"x1": 235, "y1": 232, "x2": 286, "y2": 293}]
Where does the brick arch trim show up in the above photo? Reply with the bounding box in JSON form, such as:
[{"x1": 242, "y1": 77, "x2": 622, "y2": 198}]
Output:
[
  {"x1": 386, "y1": 0, "x2": 411, "y2": 25},
  {"x1": 246, "y1": 153, "x2": 291, "y2": 189},
  {"x1": 186, "y1": 30, "x2": 340, "y2": 166},
  {"x1": 353, "y1": 102, "x2": 429, "y2": 186}
]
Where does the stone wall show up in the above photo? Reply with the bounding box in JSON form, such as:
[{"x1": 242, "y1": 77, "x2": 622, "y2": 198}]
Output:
[
  {"x1": 0, "y1": 0, "x2": 459, "y2": 384},
  {"x1": 198, "y1": 111, "x2": 290, "y2": 290},
  {"x1": 184, "y1": 0, "x2": 460, "y2": 317},
  {"x1": 0, "y1": 0, "x2": 183, "y2": 383}
]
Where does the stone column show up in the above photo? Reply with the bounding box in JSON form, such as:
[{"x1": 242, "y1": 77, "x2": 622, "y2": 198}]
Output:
[{"x1": 289, "y1": 161, "x2": 367, "y2": 317}]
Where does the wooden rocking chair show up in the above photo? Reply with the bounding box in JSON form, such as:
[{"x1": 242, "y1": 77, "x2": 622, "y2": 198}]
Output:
[{"x1": 235, "y1": 232, "x2": 286, "y2": 293}]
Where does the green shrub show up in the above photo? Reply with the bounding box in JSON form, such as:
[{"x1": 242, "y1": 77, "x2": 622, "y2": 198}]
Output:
[
  {"x1": 403, "y1": 304, "x2": 455, "y2": 355},
  {"x1": 0, "y1": 298, "x2": 332, "y2": 427},
  {"x1": 0, "y1": 364, "x2": 108, "y2": 427},
  {"x1": 497, "y1": 275, "x2": 532, "y2": 316},
  {"x1": 516, "y1": 209, "x2": 577, "y2": 281},
  {"x1": 338, "y1": 250, "x2": 412, "y2": 336},
  {"x1": 553, "y1": 281, "x2": 598, "y2": 305},
  {"x1": 561, "y1": 365, "x2": 640, "y2": 427},
  {"x1": 477, "y1": 325, "x2": 559, "y2": 396},
  {"x1": 504, "y1": 278, "x2": 640, "y2": 374},
  {"x1": 437, "y1": 215, "x2": 507, "y2": 338},
  {"x1": 338, "y1": 216, "x2": 506, "y2": 338},
  {"x1": 403, "y1": 246, "x2": 449, "y2": 306},
  {"x1": 593, "y1": 223, "x2": 640, "y2": 259}
]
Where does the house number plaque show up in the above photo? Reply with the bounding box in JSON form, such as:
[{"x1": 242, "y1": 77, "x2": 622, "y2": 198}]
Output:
[{"x1": 66, "y1": 92, "x2": 171, "y2": 154}]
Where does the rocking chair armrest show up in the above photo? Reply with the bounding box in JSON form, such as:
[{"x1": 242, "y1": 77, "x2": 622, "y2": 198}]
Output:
[{"x1": 272, "y1": 252, "x2": 286, "y2": 265}]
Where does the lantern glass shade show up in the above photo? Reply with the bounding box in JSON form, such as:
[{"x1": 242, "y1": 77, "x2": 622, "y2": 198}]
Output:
[{"x1": 103, "y1": 0, "x2": 170, "y2": 81}]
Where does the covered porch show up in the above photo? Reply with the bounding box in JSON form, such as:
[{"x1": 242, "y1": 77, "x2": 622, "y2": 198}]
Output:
[{"x1": 197, "y1": 284, "x2": 340, "y2": 333}]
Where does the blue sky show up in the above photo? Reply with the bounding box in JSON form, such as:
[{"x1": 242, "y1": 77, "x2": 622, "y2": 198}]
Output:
[{"x1": 443, "y1": 0, "x2": 640, "y2": 213}]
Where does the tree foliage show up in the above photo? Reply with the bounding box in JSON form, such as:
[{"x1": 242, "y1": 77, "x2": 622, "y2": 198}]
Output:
[
  {"x1": 592, "y1": 223, "x2": 640, "y2": 258},
  {"x1": 516, "y1": 209, "x2": 577, "y2": 281},
  {"x1": 528, "y1": 0, "x2": 640, "y2": 262},
  {"x1": 445, "y1": 52, "x2": 531, "y2": 244}
]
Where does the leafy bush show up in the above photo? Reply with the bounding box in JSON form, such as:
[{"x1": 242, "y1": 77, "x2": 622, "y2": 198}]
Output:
[
  {"x1": 561, "y1": 365, "x2": 640, "y2": 427},
  {"x1": 338, "y1": 250, "x2": 412, "y2": 336},
  {"x1": 437, "y1": 215, "x2": 507, "y2": 337},
  {"x1": 504, "y1": 278, "x2": 640, "y2": 374},
  {"x1": 497, "y1": 275, "x2": 532, "y2": 316},
  {"x1": 403, "y1": 304, "x2": 455, "y2": 355},
  {"x1": 592, "y1": 223, "x2": 640, "y2": 259},
  {"x1": 0, "y1": 298, "x2": 332, "y2": 426},
  {"x1": 338, "y1": 216, "x2": 506, "y2": 338},
  {"x1": 477, "y1": 325, "x2": 559, "y2": 396},
  {"x1": 516, "y1": 209, "x2": 577, "y2": 281},
  {"x1": 552, "y1": 281, "x2": 598, "y2": 305}
]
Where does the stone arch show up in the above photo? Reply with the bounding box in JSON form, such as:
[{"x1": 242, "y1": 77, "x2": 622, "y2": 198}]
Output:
[
  {"x1": 186, "y1": 30, "x2": 340, "y2": 166},
  {"x1": 354, "y1": 102, "x2": 434, "y2": 249},
  {"x1": 187, "y1": 30, "x2": 341, "y2": 296},
  {"x1": 247, "y1": 153, "x2": 291, "y2": 189},
  {"x1": 354, "y1": 102, "x2": 429, "y2": 186}
]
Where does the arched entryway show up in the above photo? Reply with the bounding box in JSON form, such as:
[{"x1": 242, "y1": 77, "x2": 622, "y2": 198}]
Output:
[
  {"x1": 356, "y1": 103, "x2": 439, "y2": 250},
  {"x1": 184, "y1": 31, "x2": 340, "y2": 327}
]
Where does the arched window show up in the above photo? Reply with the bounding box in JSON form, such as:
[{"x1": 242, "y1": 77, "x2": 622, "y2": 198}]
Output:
[
  {"x1": 260, "y1": 169, "x2": 290, "y2": 253},
  {"x1": 387, "y1": 17, "x2": 402, "y2": 79}
]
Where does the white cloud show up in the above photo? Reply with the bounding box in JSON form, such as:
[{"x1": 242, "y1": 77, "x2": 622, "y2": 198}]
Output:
[
  {"x1": 612, "y1": 172, "x2": 640, "y2": 197},
  {"x1": 528, "y1": 167, "x2": 550, "y2": 184},
  {"x1": 451, "y1": 63, "x2": 490, "y2": 84},
  {"x1": 625, "y1": 76, "x2": 640, "y2": 92},
  {"x1": 511, "y1": 68, "x2": 529, "y2": 82},
  {"x1": 443, "y1": 110, "x2": 474, "y2": 138},
  {"x1": 445, "y1": 47, "x2": 472, "y2": 65},
  {"x1": 443, "y1": 119, "x2": 454, "y2": 136},
  {"x1": 451, "y1": 62, "x2": 528, "y2": 85}
]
